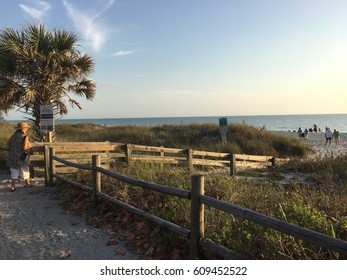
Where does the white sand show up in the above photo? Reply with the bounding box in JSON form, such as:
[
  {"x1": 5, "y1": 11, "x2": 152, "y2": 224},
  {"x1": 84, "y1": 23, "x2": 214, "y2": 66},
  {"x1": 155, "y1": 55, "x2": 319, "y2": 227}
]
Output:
[
  {"x1": 0, "y1": 174, "x2": 140, "y2": 260},
  {"x1": 275, "y1": 131, "x2": 347, "y2": 158}
]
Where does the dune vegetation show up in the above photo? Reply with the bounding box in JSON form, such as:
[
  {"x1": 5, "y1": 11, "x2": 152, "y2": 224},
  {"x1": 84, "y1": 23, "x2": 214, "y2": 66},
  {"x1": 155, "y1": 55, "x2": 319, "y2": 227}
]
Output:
[{"x1": 54, "y1": 122, "x2": 310, "y2": 157}]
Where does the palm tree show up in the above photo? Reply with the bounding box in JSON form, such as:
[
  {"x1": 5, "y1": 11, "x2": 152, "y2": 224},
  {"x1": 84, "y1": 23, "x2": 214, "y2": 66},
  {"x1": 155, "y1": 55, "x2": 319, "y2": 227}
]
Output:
[{"x1": 0, "y1": 24, "x2": 96, "y2": 141}]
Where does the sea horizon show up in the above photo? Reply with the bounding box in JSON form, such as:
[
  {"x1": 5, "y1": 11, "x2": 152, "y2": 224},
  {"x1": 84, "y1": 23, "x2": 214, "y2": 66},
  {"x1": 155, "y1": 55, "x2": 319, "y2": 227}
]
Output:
[{"x1": 5, "y1": 113, "x2": 347, "y2": 133}]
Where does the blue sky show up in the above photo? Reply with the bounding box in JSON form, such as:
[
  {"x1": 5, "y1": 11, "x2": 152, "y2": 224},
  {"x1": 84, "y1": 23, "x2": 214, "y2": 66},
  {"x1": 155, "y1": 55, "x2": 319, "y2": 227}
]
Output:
[{"x1": 2, "y1": 0, "x2": 347, "y2": 120}]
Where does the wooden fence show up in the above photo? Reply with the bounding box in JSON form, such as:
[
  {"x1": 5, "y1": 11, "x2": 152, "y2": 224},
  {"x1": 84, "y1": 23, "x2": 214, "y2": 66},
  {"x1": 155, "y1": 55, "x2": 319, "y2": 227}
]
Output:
[
  {"x1": 44, "y1": 147, "x2": 347, "y2": 259},
  {"x1": 29, "y1": 141, "x2": 280, "y2": 177}
]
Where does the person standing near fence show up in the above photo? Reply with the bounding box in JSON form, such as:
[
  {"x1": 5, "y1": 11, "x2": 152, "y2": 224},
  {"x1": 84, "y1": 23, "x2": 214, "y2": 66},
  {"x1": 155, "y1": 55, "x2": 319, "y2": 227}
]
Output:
[{"x1": 7, "y1": 122, "x2": 34, "y2": 191}]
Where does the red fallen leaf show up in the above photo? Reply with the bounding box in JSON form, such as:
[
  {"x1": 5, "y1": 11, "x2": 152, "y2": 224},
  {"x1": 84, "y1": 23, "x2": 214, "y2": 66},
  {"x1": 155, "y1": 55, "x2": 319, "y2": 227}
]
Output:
[
  {"x1": 155, "y1": 245, "x2": 166, "y2": 254},
  {"x1": 135, "y1": 239, "x2": 145, "y2": 247},
  {"x1": 122, "y1": 212, "x2": 131, "y2": 221},
  {"x1": 107, "y1": 239, "x2": 119, "y2": 246},
  {"x1": 103, "y1": 211, "x2": 115, "y2": 219},
  {"x1": 115, "y1": 249, "x2": 127, "y2": 256},
  {"x1": 128, "y1": 234, "x2": 137, "y2": 241},
  {"x1": 58, "y1": 250, "x2": 71, "y2": 259},
  {"x1": 149, "y1": 229, "x2": 160, "y2": 238},
  {"x1": 71, "y1": 201, "x2": 85, "y2": 210},
  {"x1": 145, "y1": 246, "x2": 154, "y2": 256},
  {"x1": 114, "y1": 216, "x2": 122, "y2": 222},
  {"x1": 105, "y1": 224, "x2": 113, "y2": 230},
  {"x1": 136, "y1": 234, "x2": 146, "y2": 240},
  {"x1": 122, "y1": 230, "x2": 133, "y2": 238},
  {"x1": 143, "y1": 242, "x2": 150, "y2": 250},
  {"x1": 142, "y1": 204, "x2": 149, "y2": 211},
  {"x1": 135, "y1": 222, "x2": 146, "y2": 230},
  {"x1": 93, "y1": 215, "x2": 106, "y2": 223},
  {"x1": 170, "y1": 248, "x2": 182, "y2": 260},
  {"x1": 111, "y1": 226, "x2": 121, "y2": 233}
]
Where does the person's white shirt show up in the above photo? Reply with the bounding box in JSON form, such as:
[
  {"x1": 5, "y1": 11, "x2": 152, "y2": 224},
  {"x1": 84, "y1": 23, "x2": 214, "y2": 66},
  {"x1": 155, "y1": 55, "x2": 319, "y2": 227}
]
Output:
[{"x1": 325, "y1": 129, "x2": 333, "y2": 138}]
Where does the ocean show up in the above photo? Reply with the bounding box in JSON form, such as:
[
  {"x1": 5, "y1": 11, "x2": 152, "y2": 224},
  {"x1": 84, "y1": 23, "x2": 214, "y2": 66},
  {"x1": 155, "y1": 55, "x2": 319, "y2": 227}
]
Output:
[{"x1": 51, "y1": 114, "x2": 347, "y2": 133}]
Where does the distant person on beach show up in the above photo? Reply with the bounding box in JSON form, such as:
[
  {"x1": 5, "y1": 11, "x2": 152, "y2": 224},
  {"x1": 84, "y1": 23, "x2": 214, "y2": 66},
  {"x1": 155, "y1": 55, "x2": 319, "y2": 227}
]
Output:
[
  {"x1": 313, "y1": 124, "x2": 318, "y2": 133},
  {"x1": 325, "y1": 127, "x2": 333, "y2": 145},
  {"x1": 297, "y1": 127, "x2": 304, "y2": 138},
  {"x1": 6, "y1": 122, "x2": 33, "y2": 192},
  {"x1": 333, "y1": 129, "x2": 341, "y2": 145},
  {"x1": 304, "y1": 128, "x2": 309, "y2": 138}
]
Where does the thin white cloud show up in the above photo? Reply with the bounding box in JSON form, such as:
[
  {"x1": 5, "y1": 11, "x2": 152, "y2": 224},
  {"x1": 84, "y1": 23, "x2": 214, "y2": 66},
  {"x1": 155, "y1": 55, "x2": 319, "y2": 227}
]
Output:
[
  {"x1": 112, "y1": 50, "x2": 141, "y2": 57},
  {"x1": 19, "y1": 1, "x2": 51, "y2": 21},
  {"x1": 96, "y1": 81, "x2": 121, "y2": 88},
  {"x1": 63, "y1": 0, "x2": 115, "y2": 51}
]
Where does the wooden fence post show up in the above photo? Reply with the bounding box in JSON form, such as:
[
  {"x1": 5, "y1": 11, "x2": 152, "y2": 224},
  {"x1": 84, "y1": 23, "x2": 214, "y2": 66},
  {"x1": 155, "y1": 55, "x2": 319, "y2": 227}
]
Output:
[
  {"x1": 230, "y1": 153, "x2": 236, "y2": 177},
  {"x1": 190, "y1": 174, "x2": 205, "y2": 259},
  {"x1": 271, "y1": 157, "x2": 276, "y2": 167},
  {"x1": 46, "y1": 131, "x2": 53, "y2": 143},
  {"x1": 186, "y1": 149, "x2": 193, "y2": 172},
  {"x1": 125, "y1": 143, "x2": 132, "y2": 165},
  {"x1": 44, "y1": 145, "x2": 50, "y2": 186},
  {"x1": 158, "y1": 146, "x2": 164, "y2": 170},
  {"x1": 49, "y1": 147, "x2": 55, "y2": 187},
  {"x1": 92, "y1": 155, "x2": 101, "y2": 207},
  {"x1": 105, "y1": 150, "x2": 110, "y2": 169},
  {"x1": 29, "y1": 148, "x2": 36, "y2": 178}
]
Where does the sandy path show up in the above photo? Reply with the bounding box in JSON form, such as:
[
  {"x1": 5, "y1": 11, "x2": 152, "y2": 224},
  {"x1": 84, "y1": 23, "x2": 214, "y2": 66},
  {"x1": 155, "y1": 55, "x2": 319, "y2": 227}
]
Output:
[{"x1": 0, "y1": 174, "x2": 140, "y2": 260}]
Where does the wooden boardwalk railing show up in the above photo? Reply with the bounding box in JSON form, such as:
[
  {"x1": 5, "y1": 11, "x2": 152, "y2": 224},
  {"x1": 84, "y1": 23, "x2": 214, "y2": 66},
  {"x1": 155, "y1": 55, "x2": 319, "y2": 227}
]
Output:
[{"x1": 45, "y1": 147, "x2": 347, "y2": 259}]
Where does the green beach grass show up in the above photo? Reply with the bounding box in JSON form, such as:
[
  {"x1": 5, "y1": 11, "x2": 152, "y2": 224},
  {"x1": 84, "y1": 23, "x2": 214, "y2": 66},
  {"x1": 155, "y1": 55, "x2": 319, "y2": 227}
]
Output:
[{"x1": 53, "y1": 122, "x2": 311, "y2": 157}]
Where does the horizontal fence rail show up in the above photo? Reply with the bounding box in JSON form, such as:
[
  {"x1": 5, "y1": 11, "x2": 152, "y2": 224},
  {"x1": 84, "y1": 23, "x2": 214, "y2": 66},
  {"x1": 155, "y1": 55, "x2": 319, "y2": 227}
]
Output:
[
  {"x1": 26, "y1": 141, "x2": 285, "y2": 177},
  {"x1": 201, "y1": 196, "x2": 347, "y2": 256},
  {"x1": 96, "y1": 166, "x2": 191, "y2": 199},
  {"x1": 44, "y1": 146, "x2": 347, "y2": 259},
  {"x1": 52, "y1": 156, "x2": 94, "y2": 171}
]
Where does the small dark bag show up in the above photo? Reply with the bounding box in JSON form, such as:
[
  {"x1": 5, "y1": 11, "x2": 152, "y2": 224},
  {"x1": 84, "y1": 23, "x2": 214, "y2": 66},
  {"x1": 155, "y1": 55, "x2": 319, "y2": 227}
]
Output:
[
  {"x1": 19, "y1": 135, "x2": 29, "y2": 162},
  {"x1": 19, "y1": 151, "x2": 29, "y2": 161}
]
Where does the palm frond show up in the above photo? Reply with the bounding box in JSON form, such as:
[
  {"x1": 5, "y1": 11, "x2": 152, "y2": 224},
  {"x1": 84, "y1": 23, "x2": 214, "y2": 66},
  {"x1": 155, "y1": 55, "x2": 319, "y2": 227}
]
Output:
[
  {"x1": 68, "y1": 79, "x2": 96, "y2": 100},
  {"x1": 26, "y1": 24, "x2": 53, "y2": 54},
  {"x1": 68, "y1": 99, "x2": 82, "y2": 110},
  {"x1": 0, "y1": 77, "x2": 25, "y2": 107},
  {"x1": 53, "y1": 29, "x2": 79, "y2": 52},
  {"x1": 0, "y1": 28, "x2": 25, "y2": 53},
  {"x1": 52, "y1": 99, "x2": 68, "y2": 115},
  {"x1": 75, "y1": 54, "x2": 95, "y2": 74}
]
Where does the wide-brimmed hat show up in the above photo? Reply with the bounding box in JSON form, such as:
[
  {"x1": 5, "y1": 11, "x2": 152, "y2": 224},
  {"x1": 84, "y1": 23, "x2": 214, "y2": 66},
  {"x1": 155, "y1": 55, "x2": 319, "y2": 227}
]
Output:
[{"x1": 15, "y1": 122, "x2": 31, "y2": 130}]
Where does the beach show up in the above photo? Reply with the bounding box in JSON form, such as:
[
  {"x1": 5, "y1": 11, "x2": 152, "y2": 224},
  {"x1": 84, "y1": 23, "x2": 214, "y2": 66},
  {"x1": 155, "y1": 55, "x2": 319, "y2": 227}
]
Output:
[{"x1": 276, "y1": 131, "x2": 347, "y2": 158}]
